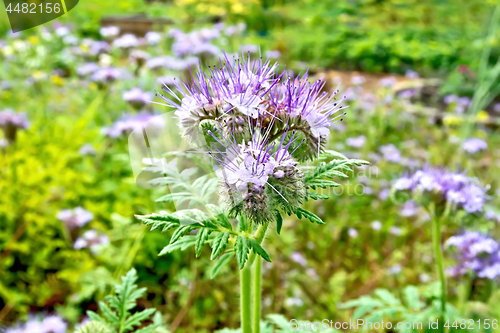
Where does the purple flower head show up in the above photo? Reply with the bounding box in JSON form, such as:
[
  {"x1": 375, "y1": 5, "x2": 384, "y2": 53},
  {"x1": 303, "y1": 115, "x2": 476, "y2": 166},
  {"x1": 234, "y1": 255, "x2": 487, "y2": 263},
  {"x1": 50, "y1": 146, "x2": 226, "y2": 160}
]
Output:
[
  {"x1": 398, "y1": 89, "x2": 416, "y2": 99},
  {"x1": 145, "y1": 31, "x2": 162, "y2": 45},
  {"x1": 393, "y1": 166, "x2": 487, "y2": 214},
  {"x1": 123, "y1": 88, "x2": 153, "y2": 109},
  {"x1": 379, "y1": 144, "x2": 401, "y2": 163},
  {"x1": 100, "y1": 26, "x2": 120, "y2": 38},
  {"x1": 203, "y1": 123, "x2": 306, "y2": 223},
  {"x1": 79, "y1": 143, "x2": 96, "y2": 156},
  {"x1": 0, "y1": 109, "x2": 29, "y2": 129},
  {"x1": 400, "y1": 200, "x2": 419, "y2": 217},
  {"x1": 446, "y1": 231, "x2": 500, "y2": 280},
  {"x1": 493, "y1": 102, "x2": 500, "y2": 113},
  {"x1": 405, "y1": 70, "x2": 419, "y2": 79},
  {"x1": 74, "y1": 229, "x2": 110, "y2": 253},
  {"x1": 346, "y1": 135, "x2": 366, "y2": 148},
  {"x1": 351, "y1": 75, "x2": 365, "y2": 86},
  {"x1": 112, "y1": 34, "x2": 139, "y2": 48},
  {"x1": 157, "y1": 52, "x2": 346, "y2": 161},
  {"x1": 76, "y1": 62, "x2": 99, "y2": 77},
  {"x1": 265, "y1": 50, "x2": 281, "y2": 59},
  {"x1": 102, "y1": 113, "x2": 164, "y2": 138},
  {"x1": 90, "y1": 67, "x2": 121, "y2": 84},
  {"x1": 379, "y1": 76, "x2": 397, "y2": 88},
  {"x1": 462, "y1": 138, "x2": 487, "y2": 154},
  {"x1": 6, "y1": 314, "x2": 67, "y2": 333},
  {"x1": 89, "y1": 40, "x2": 110, "y2": 56},
  {"x1": 57, "y1": 207, "x2": 93, "y2": 229},
  {"x1": 444, "y1": 95, "x2": 457, "y2": 104}
]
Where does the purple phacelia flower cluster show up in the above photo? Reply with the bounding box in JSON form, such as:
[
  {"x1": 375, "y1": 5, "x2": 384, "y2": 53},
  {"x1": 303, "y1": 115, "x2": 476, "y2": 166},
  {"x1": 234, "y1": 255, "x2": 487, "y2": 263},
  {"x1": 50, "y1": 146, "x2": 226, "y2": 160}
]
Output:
[
  {"x1": 446, "y1": 232, "x2": 500, "y2": 280},
  {"x1": 0, "y1": 109, "x2": 29, "y2": 143},
  {"x1": 157, "y1": 53, "x2": 346, "y2": 158},
  {"x1": 393, "y1": 166, "x2": 487, "y2": 213},
  {"x1": 157, "y1": 52, "x2": 346, "y2": 223},
  {"x1": 170, "y1": 26, "x2": 222, "y2": 58},
  {"x1": 462, "y1": 138, "x2": 487, "y2": 154},
  {"x1": 102, "y1": 113, "x2": 164, "y2": 138},
  {"x1": 56, "y1": 207, "x2": 93, "y2": 229},
  {"x1": 74, "y1": 229, "x2": 110, "y2": 253},
  {"x1": 0, "y1": 109, "x2": 29, "y2": 129},
  {"x1": 90, "y1": 67, "x2": 121, "y2": 84},
  {"x1": 208, "y1": 128, "x2": 306, "y2": 223},
  {"x1": 123, "y1": 87, "x2": 153, "y2": 109},
  {"x1": 6, "y1": 314, "x2": 67, "y2": 333}
]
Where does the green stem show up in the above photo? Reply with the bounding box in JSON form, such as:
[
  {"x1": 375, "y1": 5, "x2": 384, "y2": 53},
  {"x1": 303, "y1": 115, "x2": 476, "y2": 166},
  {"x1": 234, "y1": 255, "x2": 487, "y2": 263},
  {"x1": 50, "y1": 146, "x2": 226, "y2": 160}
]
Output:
[
  {"x1": 253, "y1": 257, "x2": 262, "y2": 333},
  {"x1": 432, "y1": 214, "x2": 447, "y2": 323},
  {"x1": 241, "y1": 264, "x2": 252, "y2": 333},
  {"x1": 240, "y1": 222, "x2": 269, "y2": 333}
]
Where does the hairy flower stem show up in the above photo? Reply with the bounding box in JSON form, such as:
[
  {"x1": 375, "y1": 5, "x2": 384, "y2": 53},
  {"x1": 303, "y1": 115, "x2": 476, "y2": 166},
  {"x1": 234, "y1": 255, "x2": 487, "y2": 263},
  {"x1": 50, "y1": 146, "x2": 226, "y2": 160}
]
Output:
[
  {"x1": 432, "y1": 214, "x2": 446, "y2": 329},
  {"x1": 253, "y1": 257, "x2": 262, "y2": 333},
  {"x1": 241, "y1": 264, "x2": 252, "y2": 333},
  {"x1": 240, "y1": 222, "x2": 269, "y2": 333}
]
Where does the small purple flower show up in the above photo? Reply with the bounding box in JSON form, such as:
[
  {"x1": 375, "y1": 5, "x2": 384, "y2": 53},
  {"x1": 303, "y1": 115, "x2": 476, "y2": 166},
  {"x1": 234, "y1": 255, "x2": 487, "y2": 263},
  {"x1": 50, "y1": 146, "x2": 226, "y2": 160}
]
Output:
[
  {"x1": 145, "y1": 31, "x2": 162, "y2": 45},
  {"x1": 56, "y1": 207, "x2": 93, "y2": 229},
  {"x1": 0, "y1": 109, "x2": 29, "y2": 129},
  {"x1": 371, "y1": 221, "x2": 382, "y2": 230},
  {"x1": 0, "y1": 109, "x2": 29, "y2": 143},
  {"x1": 462, "y1": 138, "x2": 487, "y2": 154},
  {"x1": 398, "y1": 89, "x2": 416, "y2": 99},
  {"x1": 90, "y1": 67, "x2": 121, "y2": 84},
  {"x1": 291, "y1": 252, "x2": 307, "y2": 266},
  {"x1": 346, "y1": 135, "x2": 366, "y2": 148},
  {"x1": 112, "y1": 34, "x2": 139, "y2": 48},
  {"x1": 405, "y1": 70, "x2": 419, "y2": 79},
  {"x1": 446, "y1": 231, "x2": 500, "y2": 280},
  {"x1": 100, "y1": 26, "x2": 120, "y2": 38},
  {"x1": 89, "y1": 40, "x2": 110, "y2": 56},
  {"x1": 241, "y1": 44, "x2": 258, "y2": 54},
  {"x1": 444, "y1": 95, "x2": 457, "y2": 104},
  {"x1": 379, "y1": 76, "x2": 397, "y2": 88},
  {"x1": 77, "y1": 62, "x2": 99, "y2": 77},
  {"x1": 123, "y1": 88, "x2": 153, "y2": 109},
  {"x1": 351, "y1": 75, "x2": 365, "y2": 86},
  {"x1": 265, "y1": 50, "x2": 281, "y2": 59},
  {"x1": 400, "y1": 200, "x2": 419, "y2": 217},
  {"x1": 393, "y1": 166, "x2": 487, "y2": 214},
  {"x1": 6, "y1": 314, "x2": 67, "y2": 333},
  {"x1": 74, "y1": 229, "x2": 110, "y2": 253},
  {"x1": 348, "y1": 228, "x2": 359, "y2": 238},
  {"x1": 79, "y1": 144, "x2": 96, "y2": 156},
  {"x1": 379, "y1": 144, "x2": 401, "y2": 163},
  {"x1": 493, "y1": 102, "x2": 500, "y2": 113},
  {"x1": 102, "y1": 113, "x2": 165, "y2": 138}
]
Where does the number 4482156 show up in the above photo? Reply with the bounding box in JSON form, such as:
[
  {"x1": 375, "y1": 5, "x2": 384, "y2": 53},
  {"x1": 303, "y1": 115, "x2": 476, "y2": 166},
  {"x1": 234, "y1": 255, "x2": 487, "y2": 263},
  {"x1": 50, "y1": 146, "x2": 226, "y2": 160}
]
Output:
[
  {"x1": 6, "y1": 2, "x2": 61, "y2": 13},
  {"x1": 444, "y1": 319, "x2": 498, "y2": 330}
]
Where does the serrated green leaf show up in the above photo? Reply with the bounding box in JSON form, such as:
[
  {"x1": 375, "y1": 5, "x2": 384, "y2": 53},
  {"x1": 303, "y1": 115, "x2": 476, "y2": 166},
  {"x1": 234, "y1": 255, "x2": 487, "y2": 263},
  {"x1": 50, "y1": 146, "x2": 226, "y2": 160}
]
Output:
[
  {"x1": 235, "y1": 235, "x2": 250, "y2": 269},
  {"x1": 210, "y1": 253, "x2": 234, "y2": 279},
  {"x1": 135, "y1": 213, "x2": 180, "y2": 232},
  {"x1": 206, "y1": 204, "x2": 233, "y2": 230},
  {"x1": 211, "y1": 231, "x2": 230, "y2": 260},
  {"x1": 248, "y1": 238, "x2": 272, "y2": 262},
  {"x1": 170, "y1": 225, "x2": 193, "y2": 244},
  {"x1": 295, "y1": 207, "x2": 324, "y2": 224},
  {"x1": 159, "y1": 236, "x2": 197, "y2": 255},
  {"x1": 195, "y1": 228, "x2": 210, "y2": 257},
  {"x1": 374, "y1": 289, "x2": 401, "y2": 306}
]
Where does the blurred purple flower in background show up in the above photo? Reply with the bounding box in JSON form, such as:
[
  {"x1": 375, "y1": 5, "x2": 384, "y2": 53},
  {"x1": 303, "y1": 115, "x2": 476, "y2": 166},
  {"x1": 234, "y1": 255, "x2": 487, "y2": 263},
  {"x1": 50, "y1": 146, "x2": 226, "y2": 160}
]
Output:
[
  {"x1": 56, "y1": 207, "x2": 93, "y2": 229},
  {"x1": 379, "y1": 76, "x2": 397, "y2": 88},
  {"x1": 90, "y1": 67, "x2": 121, "y2": 84},
  {"x1": 446, "y1": 232, "x2": 500, "y2": 279},
  {"x1": 6, "y1": 314, "x2": 67, "y2": 333},
  {"x1": 123, "y1": 87, "x2": 153, "y2": 109},
  {"x1": 462, "y1": 138, "x2": 487, "y2": 154},
  {"x1": 394, "y1": 166, "x2": 487, "y2": 213},
  {"x1": 112, "y1": 34, "x2": 139, "y2": 49},
  {"x1": 346, "y1": 135, "x2": 366, "y2": 148},
  {"x1": 74, "y1": 230, "x2": 110, "y2": 253},
  {"x1": 405, "y1": 70, "x2": 419, "y2": 79},
  {"x1": 379, "y1": 144, "x2": 401, "y2": 163},
  {"x1": 400, "y1": 200, "x2": 419, "y2": 217},
  {"x1": 0, "y1": 109, "x2": 29, "y2": 129},
  {"x1": 145, "y1": 31, "x2": 162, "y2": 45},
  {"x1": 100, "y1": 26, "x2": 120, "y2": 38},
  {"x1": 79, "y1": 144, "x2": 96, "y2": 156},
  {"x1": 102, "y1": 113, "x2": 165, "y2": 138},
  {"x1": 76, "y1": 62, "x2": 99, "y2": 77}
]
